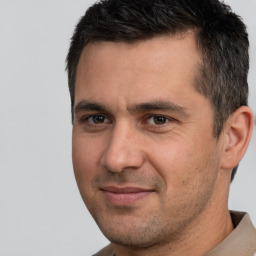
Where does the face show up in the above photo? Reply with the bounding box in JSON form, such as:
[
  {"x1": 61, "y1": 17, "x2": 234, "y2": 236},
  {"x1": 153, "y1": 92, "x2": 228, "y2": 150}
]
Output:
[{"x1": 72, "y1": 34, "x2": 225, "y2": 248}]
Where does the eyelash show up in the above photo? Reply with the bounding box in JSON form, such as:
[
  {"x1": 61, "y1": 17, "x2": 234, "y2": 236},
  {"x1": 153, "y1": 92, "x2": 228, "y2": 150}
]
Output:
[
  {"x1": 78, "y1": 114, "x2": 176, "y2": 130},
  {"x1": 144, "y1": 115, "x2": 174, "y2": 125},
  {"x1": 79, "y1": 114, "x2": 111, "y2": 125}
]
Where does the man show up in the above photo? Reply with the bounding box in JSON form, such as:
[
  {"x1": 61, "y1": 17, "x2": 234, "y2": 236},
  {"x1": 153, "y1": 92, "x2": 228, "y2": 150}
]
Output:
[{"x1": 66, "y1": 0, "x2": 256, "y2": 255}]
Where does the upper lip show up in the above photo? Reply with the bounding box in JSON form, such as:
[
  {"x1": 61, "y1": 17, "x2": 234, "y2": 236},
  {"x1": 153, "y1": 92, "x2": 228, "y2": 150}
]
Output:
[{"x1": 100, "y1": 186, "x2": 154, "y2": 193}]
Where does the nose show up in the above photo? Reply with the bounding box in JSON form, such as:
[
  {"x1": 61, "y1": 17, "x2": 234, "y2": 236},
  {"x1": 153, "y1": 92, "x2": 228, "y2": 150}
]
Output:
[{"x1": 101, "y1": 123, "x2": 145, "y2": 173}]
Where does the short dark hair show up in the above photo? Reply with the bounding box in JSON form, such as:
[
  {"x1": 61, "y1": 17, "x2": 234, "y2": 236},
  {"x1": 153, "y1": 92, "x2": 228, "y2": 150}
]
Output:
[{"x1": 66, "y1": 0, "x2": 249, "y2": 181}]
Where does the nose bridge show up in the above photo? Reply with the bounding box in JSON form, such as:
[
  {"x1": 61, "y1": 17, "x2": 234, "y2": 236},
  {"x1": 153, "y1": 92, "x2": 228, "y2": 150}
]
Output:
[{"x1": 101, "y1": 120, "x2": 145, "y2": 172}]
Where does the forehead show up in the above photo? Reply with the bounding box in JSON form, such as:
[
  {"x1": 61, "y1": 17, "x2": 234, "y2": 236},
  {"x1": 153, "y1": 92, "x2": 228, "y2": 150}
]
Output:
[
  {"x1": 78, "y1": 32, "x2": 201, "y2": 72},
  {"x1": 75, "y1": 33, "x2": 203, "y2": 109}
]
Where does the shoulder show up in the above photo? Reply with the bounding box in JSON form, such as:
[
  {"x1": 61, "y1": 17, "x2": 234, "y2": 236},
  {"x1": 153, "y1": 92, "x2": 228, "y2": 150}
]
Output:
[
  {"x1": 92, "y1": 244, "x2": 113, "y2": 256},
  {"x1": 206, "y1": 211, "x2": 256, "y2": 256}
]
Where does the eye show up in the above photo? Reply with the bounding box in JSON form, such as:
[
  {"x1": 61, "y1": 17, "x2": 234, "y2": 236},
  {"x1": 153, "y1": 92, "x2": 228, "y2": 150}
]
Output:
[
  {"x1": 87, "y1": 115, "x2": 110, "y2": 124},
  {"x1": 147, "y1": 115, "x2": 169, "y2": 125}
]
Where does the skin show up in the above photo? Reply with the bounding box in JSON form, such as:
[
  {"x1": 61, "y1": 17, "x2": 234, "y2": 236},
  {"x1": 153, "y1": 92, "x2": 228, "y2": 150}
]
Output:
[{"x1": 72, "y1": 33, "x2": 253, "y2": 256}]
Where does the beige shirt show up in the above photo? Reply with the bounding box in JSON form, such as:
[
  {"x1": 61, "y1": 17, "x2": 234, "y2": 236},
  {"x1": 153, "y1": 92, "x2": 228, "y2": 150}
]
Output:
[{"x1": 93, "y1": 211, "x2": 256, "y2": 256}]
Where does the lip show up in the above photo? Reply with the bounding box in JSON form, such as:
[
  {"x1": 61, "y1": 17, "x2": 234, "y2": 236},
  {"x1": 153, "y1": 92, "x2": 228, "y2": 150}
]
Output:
[{"x1": 101, "y1": 186, "x2": 154, "y2": 205}]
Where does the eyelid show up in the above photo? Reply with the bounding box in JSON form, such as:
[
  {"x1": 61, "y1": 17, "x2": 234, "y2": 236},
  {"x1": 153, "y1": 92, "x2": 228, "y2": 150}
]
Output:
[
  {"x1": 90, "y1": 116, "x2": 110, "y2": 124},
  {"x1": 77, "y1": 113, "x2": 177, "y2": 130},
  {"x1": 144, "y1": 114, "x2": 176, "y2": 124},
  {"x1": 79, "y1": 113, "x2": 112, "y2": 124}
]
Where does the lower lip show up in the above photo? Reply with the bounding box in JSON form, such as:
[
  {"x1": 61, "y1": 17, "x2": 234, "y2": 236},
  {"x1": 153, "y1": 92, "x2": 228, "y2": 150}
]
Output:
[{"x1": 102, "y1": 191, "x2": 153, "y2": 205}]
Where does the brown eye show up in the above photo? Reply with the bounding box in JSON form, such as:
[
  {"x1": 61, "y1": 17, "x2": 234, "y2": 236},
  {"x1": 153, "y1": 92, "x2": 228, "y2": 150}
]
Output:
[
  {"x1": 88, "y1": 115, "x2": 110, "y2": 124},
  {"x1": 147, "y1": 115, "x2": 168, "y2": 125}
]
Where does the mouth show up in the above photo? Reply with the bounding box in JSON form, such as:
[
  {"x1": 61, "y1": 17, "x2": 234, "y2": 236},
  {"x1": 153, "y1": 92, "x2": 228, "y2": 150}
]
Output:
[{"x1": 100, "y1": 186, "x2": 155, "y2": 205}]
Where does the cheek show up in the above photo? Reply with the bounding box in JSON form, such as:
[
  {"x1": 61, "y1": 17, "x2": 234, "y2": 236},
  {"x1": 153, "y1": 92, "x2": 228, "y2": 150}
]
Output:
[
  {"x1": 149, "y1": 140, "x2": 219, "y2": 219},
  {"x1": 72, "y1": 134, "x2": 102, "y2": 189},
  {"x1": 148, "y1": 139, "x2": 192, "y2": 175},
  {"x1": 147, "y1": 136, "x2": 217, "y2": 190}
]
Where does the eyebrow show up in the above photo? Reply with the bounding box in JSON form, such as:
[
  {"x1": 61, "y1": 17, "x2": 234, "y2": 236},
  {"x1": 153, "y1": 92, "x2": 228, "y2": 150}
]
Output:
[
  {"x1": 74, "y1": 100, "x2": 189, "y2": 117},
  {"x1": 128, "y1": 101, "x2": 187, "y2": 114},
  {"x1": 74, "y1": 100, "x2": 107, "y2": 114}
]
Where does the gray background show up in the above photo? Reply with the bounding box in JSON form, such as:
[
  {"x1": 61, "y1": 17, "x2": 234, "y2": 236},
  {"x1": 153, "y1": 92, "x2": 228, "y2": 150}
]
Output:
[{"x1": 0, "y1": 0, "x2": 255, "y2": 255}]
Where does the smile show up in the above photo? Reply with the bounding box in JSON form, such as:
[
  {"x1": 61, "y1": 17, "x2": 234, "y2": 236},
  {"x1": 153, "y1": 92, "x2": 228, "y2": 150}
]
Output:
[{"x1": 100, "y1": 186, "x2": 154, "y2": 205}]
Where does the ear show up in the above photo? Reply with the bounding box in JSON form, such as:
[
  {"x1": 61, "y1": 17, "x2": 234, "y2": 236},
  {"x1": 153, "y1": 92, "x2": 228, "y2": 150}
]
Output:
[{"x1": 221, "y1": 106, "x2": 254, "y2": 170}]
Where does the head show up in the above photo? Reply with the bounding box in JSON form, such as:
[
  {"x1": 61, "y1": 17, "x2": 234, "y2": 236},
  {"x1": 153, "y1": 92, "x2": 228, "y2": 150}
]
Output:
[
  {"x1": 66, "y1": 0, "x2": 253, "y2": 252},
  {"x1": 66, "y1": 0, "x2": 249, "y2": 182}
]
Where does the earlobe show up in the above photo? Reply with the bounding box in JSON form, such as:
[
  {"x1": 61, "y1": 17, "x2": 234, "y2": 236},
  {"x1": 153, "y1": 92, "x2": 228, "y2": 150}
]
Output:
[{"x1": 221, "y1": 106, "x2": 254, "y2": 170}]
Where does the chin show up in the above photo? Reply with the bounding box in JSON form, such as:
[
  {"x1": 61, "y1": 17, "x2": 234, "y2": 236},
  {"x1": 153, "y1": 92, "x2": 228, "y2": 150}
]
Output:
[{"x1": 95, "y1": 215, "x2": 172, "y2": 249}]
